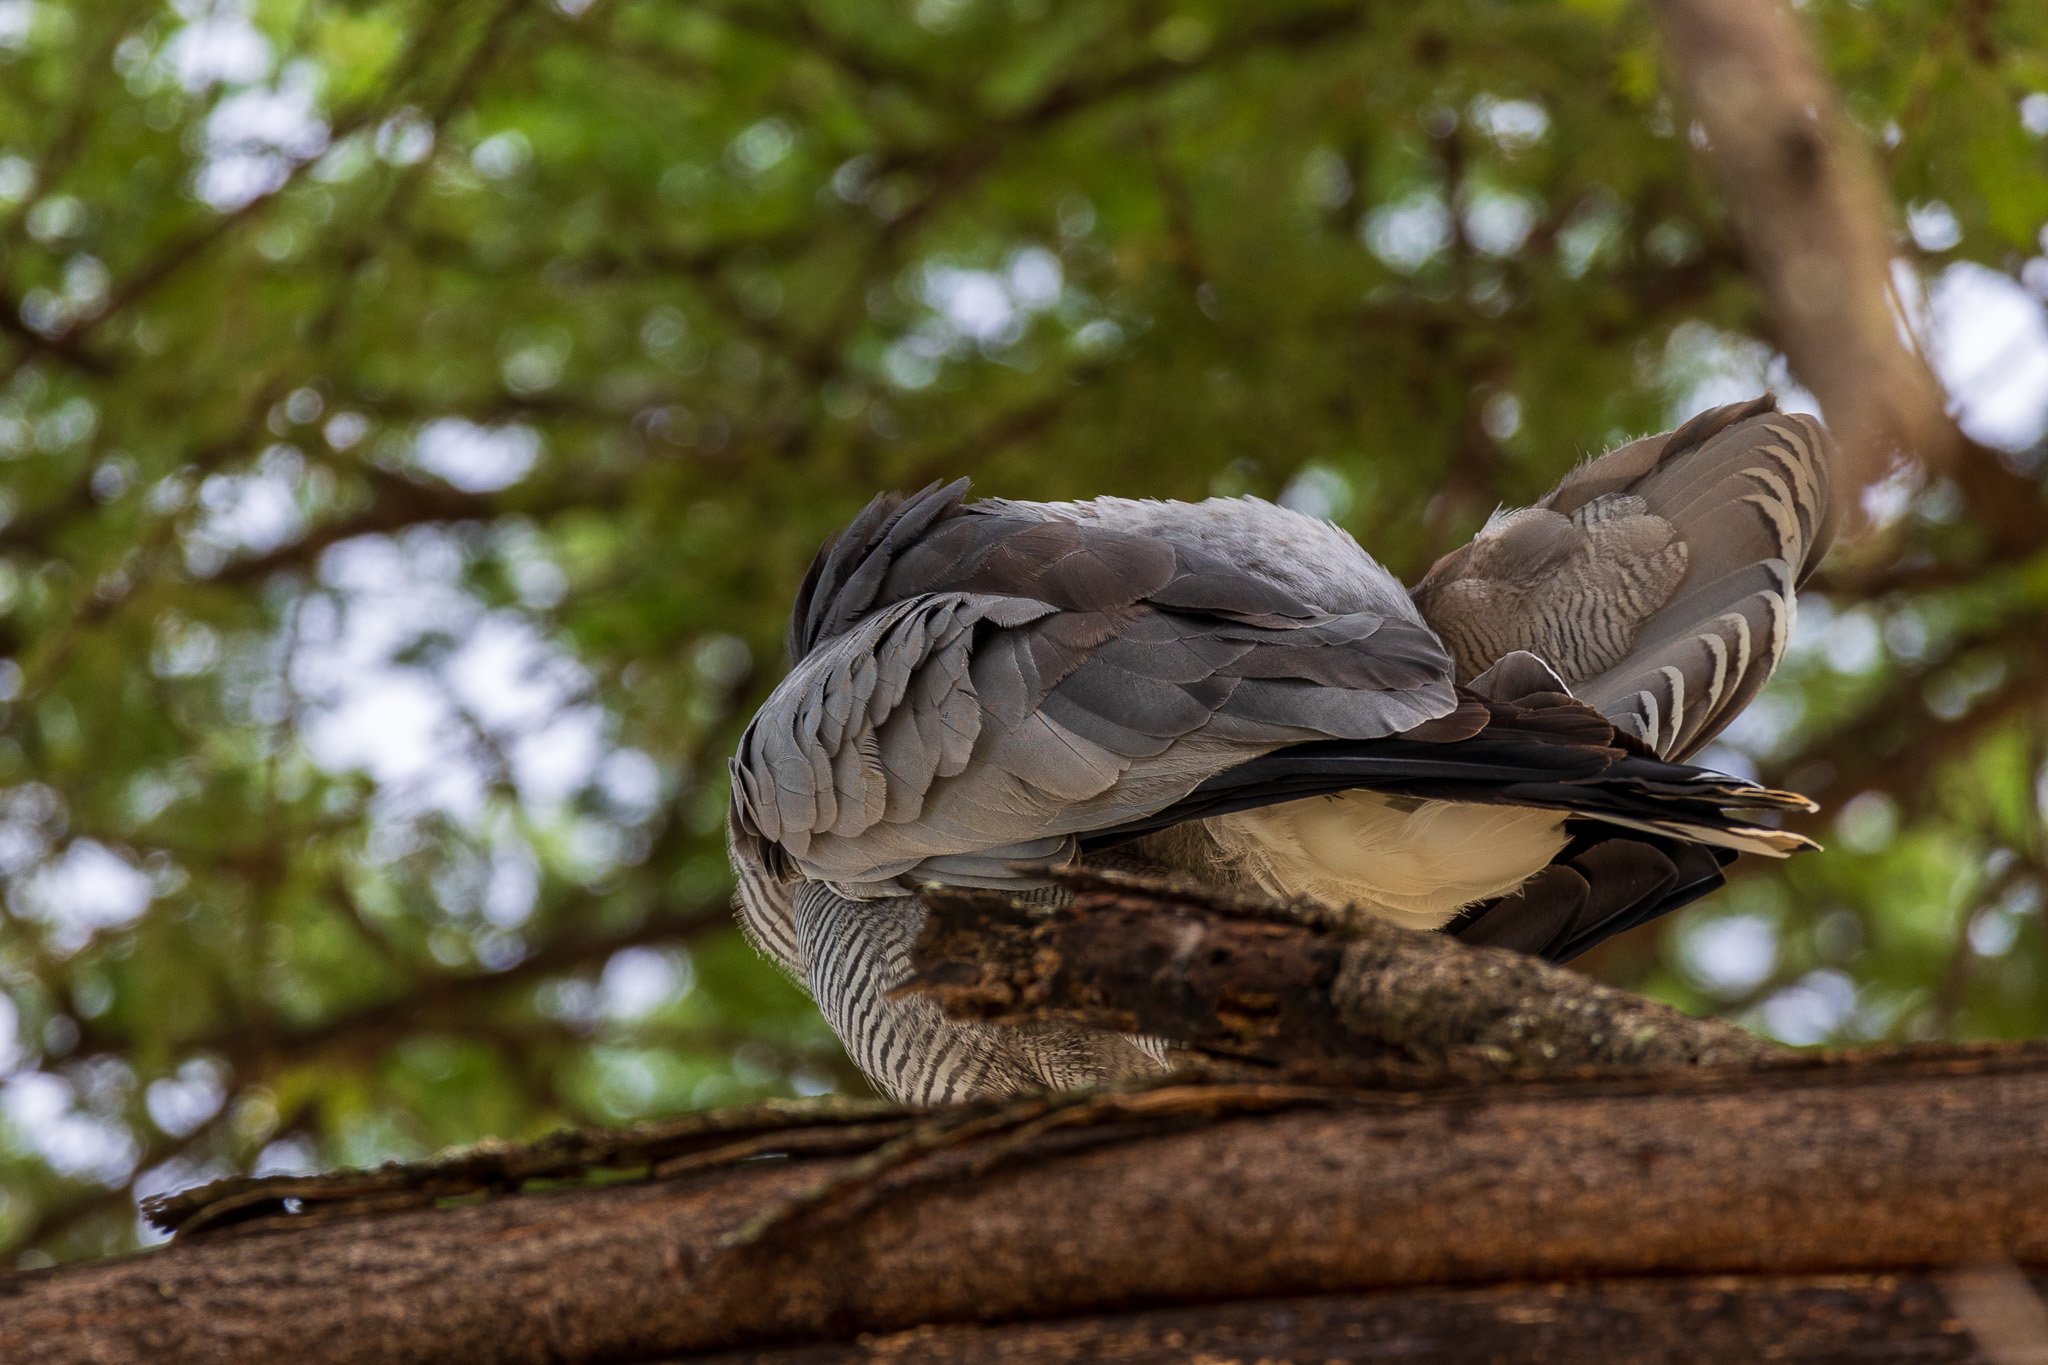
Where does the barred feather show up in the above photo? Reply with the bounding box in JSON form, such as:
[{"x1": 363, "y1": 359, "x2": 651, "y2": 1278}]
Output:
[
  {"x1": 729, "y1": 407, "x2": 1831, "y2": 1100},
  {"x1": 1413, "y1": 396, "x2": 1836, "y2": 760}
]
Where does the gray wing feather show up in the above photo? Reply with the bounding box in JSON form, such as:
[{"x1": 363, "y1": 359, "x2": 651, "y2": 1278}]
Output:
[
  {"x1": 1411, "y1": 396, "x2": 1835, "y2": 760},
  {"x1": 732, "y1": 495, "x2": 1457, "y2": 911}
]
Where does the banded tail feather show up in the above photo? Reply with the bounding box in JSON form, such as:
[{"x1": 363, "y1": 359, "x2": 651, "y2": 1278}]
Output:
[{"x1": 1414, "y1": 395, "x2": 1836, "y2": 761}]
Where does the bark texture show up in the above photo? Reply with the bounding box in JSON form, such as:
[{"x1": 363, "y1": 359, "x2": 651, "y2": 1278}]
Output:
[
  {"x1": 702, "y1": 1273, "x2": 2042, "y2": 1364},
  {"x1": 907, "y1": 873, "x2": 1777, "y2": 1074},
  {"x1": 7, "y1": 1046, "x2": 2048, "y2": 1364}
]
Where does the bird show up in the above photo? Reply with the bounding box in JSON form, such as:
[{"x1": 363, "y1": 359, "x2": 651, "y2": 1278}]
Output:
[{"x1": 728, "y1": 394, "x2": 1836, "y2": 1103}]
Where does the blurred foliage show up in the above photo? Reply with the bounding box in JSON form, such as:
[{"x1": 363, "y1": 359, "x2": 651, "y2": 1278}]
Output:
[{"x1": 0, "y1": 0, "x2": 2044, "y2": 1266}]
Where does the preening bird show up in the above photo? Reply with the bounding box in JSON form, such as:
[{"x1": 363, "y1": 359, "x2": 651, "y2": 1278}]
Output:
[{"x1": 728, "y1": 395, "x2": 1836, "y2": 1102}]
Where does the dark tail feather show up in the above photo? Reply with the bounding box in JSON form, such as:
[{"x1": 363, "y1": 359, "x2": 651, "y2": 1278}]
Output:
[
  {"x1": 1083, "y1": 688, "x2": 1815, "y2": 963},
  {"x1": 1446, "y1": 832, "x2": 1733, "y2": 962}
]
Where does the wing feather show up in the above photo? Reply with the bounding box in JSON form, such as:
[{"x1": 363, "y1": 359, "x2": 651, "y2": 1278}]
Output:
[
  {"x1": 731, "y1": 495, "x2": 1459, "y2": 908},
  {"x1": 1412, "y1": 396, "x2": 1835, "y2": 759}
]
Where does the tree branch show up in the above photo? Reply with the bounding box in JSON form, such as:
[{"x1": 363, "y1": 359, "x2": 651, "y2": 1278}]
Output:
[
  {"x1": 64, "y1": 903, "x2": 732, "y2": 1081},
  {"x1": 904, "y1": 869, "x2": 1778, "y2": 1075},
  {"x1": 1650, "y1": 0, "x2": 1960, "y2": 502},
  {"x1": 6, "y1": 1046, "x2": 2048, "y2": 1362}
]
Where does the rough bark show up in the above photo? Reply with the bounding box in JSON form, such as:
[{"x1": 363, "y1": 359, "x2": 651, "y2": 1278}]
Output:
[
  {"x1": 701, "y1": 1273, "x2": 2041, "y2": 1364},
  {"x1": 8, "y1": 1045, "x2": 2048, "y2": 1364},
  {"x1": 906, "y1": 871, "x2": 1777, "y2": 1074},
  {"x1": 1650, "y1": 0, "x2": 1961, "y2": 500}
]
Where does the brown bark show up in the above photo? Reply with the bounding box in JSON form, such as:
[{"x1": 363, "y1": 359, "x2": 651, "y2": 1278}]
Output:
[
  {"x1": 7, "y1": 1045, "x2": 2048, "y2": 1364},
  {"x1": 701, "y1": 1273, "x2": 2037, "y2": 1364},
  {"x1": 907, "y1": 872, "x2": 1777, "y2": 1074},
  {"x1": 1650, "y1": 0, "x2": 1961, "y2": 501}
]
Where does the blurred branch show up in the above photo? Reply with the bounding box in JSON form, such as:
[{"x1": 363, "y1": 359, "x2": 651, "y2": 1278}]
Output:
[
  {"x1": 1923, "y1": 856, "x2": 2034, "y2": 1039},
  {"x1": 68, "y1": 900, "x2": 734, "y2": 1082},
  {"x1": 994, "y1": 8, "x2": 1364, "y2": 135},
  {"x1": 3, "y1": 132, "x2": 336, "y2": 391},
  {"x1": 1774, "y1": 617, "x2": 2048, "y2": 818},
  {"x1": 905, "y1": 360, "x2": 1113, "y2": 480},
  {"x1": 3, "y1": 1172, "x2": 144, "y2": 1267},
  {"x1": 0, "y1": 1086, "x2": 302, "y2": 1263},
  {"x1": 0, "y1": 303, "x2": 117, "y2": 377},
  {"x1": 0, "y1": 0, "x2": 515, "y2": 389},
  {"x1": 1650, "y1": 0, "x2": 1961, "y2": 505},
  {"x1": 201, "y1": 468, "x2": 603, "y2": 587},
  {"x1": 685, "y1": 2, "x2": 950, "y2": 105},
  {"x1": 59, "y1": 784, "x2": 740, "y2": 1081},
  {"x1": 0, "y1": 1, "x2": 152, "y2": 280}
]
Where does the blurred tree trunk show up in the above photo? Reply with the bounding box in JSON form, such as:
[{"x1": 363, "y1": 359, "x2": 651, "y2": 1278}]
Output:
[{"x1": 1650, "y1": 0, "x2": 1959, "y2": 500}]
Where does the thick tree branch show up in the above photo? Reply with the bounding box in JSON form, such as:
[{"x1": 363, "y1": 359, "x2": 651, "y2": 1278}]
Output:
[
  {"x1": 6, "y1": 1046, "x2": 2048, "y2": 1362},
  {"x1": 905, "y1": 869, "x2": 1778, "y2": 1074},
  {"x1": 65, "y1": 902, "x2": 732, "y2": 1078},
  {"x1": 1650, "y1": 0, "x2": 1960, "y2": 502}
]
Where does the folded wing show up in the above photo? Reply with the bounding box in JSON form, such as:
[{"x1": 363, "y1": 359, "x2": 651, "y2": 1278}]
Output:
[{"x1": 730, "y1": 483, "x2": 1458, "y2": 963}]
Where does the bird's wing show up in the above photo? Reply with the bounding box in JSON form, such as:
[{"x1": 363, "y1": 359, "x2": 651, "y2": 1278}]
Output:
[
  {"x1": 730, "y1": 482, "x2": 1457, "y2": 904},
  {"x1": 1411, "y1": 396, "x2": 1836, "y2": 760}
]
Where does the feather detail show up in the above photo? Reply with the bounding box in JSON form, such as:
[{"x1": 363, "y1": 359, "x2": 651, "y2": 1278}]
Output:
[
  {"x1": 734, "y1": 426, "x2": 1831, "y2": 1101},
  {"x1": 1413, "y1": 395, "x2": 1836, "y2": 760}
]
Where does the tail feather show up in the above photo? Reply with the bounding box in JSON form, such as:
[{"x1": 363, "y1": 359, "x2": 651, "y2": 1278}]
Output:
[
  {"x1": 1414, "y1": 395, "x2": 1837, "y2": 761},
  {"x1": 1447, "y1": 833, "x2": 1733, "y2": 962},
  {"x1": 1086, "y1": 690, "x2": 1819, "y2": 859},
  {"x1": 1085, "y1": 686, "x2": 1819, "y2": 961},
  {"x1": 1571, "y1": 403, "x2": 1834, "y2": 755},
  {"x1": 1577, "y1": 810, "x2": 1813, "y2": 858}
]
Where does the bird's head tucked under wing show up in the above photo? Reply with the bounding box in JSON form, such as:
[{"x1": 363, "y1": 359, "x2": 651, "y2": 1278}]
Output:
[{"x1": 725, "y1": 395, "x2": 1835, "y2": 1101}]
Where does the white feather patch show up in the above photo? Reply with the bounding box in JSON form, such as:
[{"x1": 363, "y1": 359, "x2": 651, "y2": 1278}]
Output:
[{"x1": 1205, "y1": 795, "x2": 1571, "y2": 931}]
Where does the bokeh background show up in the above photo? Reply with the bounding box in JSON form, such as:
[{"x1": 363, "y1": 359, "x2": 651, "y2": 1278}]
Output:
[{"x1": 1, "y1": 0, "x2": 2045, "y2": 1265}]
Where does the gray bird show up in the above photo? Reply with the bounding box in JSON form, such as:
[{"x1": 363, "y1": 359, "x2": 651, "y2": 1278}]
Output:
[{"x1": 729, "y1": 395, "x2": 1835, "y2": 1103}]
